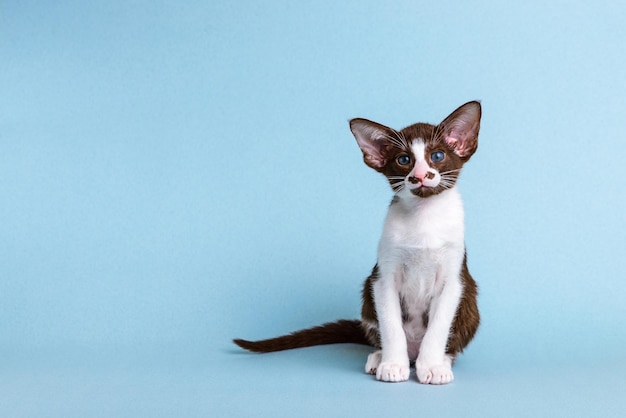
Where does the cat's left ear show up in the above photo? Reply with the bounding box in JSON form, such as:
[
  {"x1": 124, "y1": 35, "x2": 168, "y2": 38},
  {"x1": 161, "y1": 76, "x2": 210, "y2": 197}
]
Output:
[{"x1": 439, "y1": 101, "x2": 481, "y2": 160}]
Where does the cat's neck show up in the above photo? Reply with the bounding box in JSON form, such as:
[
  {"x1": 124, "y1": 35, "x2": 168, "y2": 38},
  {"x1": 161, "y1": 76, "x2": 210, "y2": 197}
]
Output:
[
  {"x1": 392, "y1": 186, "x2": 461, "y2": 212},
  {"x1": 383, "y1": 186, "x2": 465, "y2": 250}
]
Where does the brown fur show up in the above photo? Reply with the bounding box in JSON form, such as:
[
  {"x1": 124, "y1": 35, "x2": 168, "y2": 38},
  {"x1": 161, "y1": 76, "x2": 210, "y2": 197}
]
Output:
[{"x1": 233, "y1": 320, "x2": 369, "y2": 353}]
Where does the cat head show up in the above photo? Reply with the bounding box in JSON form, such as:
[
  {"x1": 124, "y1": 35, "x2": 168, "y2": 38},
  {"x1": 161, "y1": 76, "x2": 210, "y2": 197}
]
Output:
[{"x1": 349, "y1": 101, "x2": 481, "y2": 198}]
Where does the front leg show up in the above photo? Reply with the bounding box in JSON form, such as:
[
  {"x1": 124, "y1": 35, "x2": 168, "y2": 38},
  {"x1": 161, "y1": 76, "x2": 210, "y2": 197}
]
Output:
[
  {"x1": 416, "y1": 263, "x2": 463, "y2": 385},
  {"x1": 372, "y1": 275, "x2": 410, "y2": 383}
]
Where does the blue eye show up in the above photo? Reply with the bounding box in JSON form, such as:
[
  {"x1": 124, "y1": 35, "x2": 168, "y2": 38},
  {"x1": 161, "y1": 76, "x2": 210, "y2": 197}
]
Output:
[
  {"x1": 396, "y1": 154, "x2": 411, "y2": 166},
  {"x1": 430, "y1": 151, "x2": 445, "y2": 163}
]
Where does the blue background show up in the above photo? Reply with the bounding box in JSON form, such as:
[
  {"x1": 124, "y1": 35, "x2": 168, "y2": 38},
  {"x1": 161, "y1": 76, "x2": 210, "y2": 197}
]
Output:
[{"x1": 2, "y1": 1, "x2": 625, "y2": 416}]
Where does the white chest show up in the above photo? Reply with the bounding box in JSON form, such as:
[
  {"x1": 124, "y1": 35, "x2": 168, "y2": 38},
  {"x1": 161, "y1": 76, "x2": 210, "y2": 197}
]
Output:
[
  {"x1": 378, "y1": 188, "x2": 465, "y2": 268},
  {"x1": 376, "y1": 188, "x2": 465, "y2": 312}
]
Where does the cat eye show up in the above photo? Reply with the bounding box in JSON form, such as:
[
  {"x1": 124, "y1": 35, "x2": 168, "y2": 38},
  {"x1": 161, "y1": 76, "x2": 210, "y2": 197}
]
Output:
[
  {"x1": 430, "y1": 151, "x2": 445, "y2": 163},
  {"x1": 396, "y1": 154, "x2": 411, "y2": 166}
]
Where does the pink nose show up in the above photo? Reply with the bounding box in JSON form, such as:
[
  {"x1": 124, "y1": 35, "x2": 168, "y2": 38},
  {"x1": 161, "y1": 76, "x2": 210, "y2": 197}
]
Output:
[
  {"x1": 413, "y1": 171, "x2": 427, "y2": 181},
  {"x1": 412, "y1": 161, "x2": 430, "y2": 180},
  {"x1": 409, "y1": 171, "x2": 435, "y2": 184}
]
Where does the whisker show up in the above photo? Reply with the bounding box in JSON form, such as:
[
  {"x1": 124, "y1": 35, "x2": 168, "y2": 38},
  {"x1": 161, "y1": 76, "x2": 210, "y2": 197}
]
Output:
[
  {"x1": 380, "y1": 133, "x2": 405, "y2": 150},
  {"x1": 439, "y1": 169, "x2": 462, "y2": 175},
  {"x1": 380, "y1": 131, "x2": 410, "y2": 151},
  {"x1": 432, "y1": 124, "x2": 444, "y2": 144},
  {"x1": 439, "y1": 181, "x2": 456, "y2": 189},
  {"x1": 390, "y1": 180, "x2": 405, "y2": 193},
  {"x1": 439, "y1": 177, "x2": 457, "y2": 183},
  {"x1": 397, "y1": 130, "x2": 410, "y2": 150}
]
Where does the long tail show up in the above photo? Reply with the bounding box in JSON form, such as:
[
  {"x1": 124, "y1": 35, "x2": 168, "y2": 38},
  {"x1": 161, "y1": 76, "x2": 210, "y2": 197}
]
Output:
[{"x1": 233, "y1": 319, "x2": 371, "y2": 353}]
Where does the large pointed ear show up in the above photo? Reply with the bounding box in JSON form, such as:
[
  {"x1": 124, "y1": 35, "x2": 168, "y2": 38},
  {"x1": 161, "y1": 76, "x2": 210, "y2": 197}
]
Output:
[
  {"x1": 349, "y1": 118, "x2": 396, "y2": 170},
  {"x1": 439, "y1": 101, "x2": 481, "y2": 160}
]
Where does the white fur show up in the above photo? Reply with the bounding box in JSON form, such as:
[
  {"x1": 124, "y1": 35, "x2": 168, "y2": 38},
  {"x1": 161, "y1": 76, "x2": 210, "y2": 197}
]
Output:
[{"x1": 369, "y1": 140, "x2": 466, "y2": 385}]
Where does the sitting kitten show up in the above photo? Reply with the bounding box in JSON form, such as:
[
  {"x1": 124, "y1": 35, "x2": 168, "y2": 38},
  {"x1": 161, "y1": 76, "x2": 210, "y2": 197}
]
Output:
[{"x1": 234, "y1": 101, "x2": 481, "y2": 385}]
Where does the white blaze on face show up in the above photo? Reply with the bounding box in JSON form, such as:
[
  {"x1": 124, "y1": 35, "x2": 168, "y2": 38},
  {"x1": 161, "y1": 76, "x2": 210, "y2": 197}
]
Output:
[{"x1": 410, "y1": 139, "x2": 441, "y2": 188}]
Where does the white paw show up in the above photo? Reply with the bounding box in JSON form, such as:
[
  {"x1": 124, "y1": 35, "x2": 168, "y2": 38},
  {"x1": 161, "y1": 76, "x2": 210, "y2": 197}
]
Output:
[
  {"x1": 365, "y1": 350, "x2": 382, "y2": 375},
  {"x1": 415, "y1": 361, "x2": 454, "y2": 385},
  {"x1": 376, "y1": 361, "x2": 410, "y2": 383}
]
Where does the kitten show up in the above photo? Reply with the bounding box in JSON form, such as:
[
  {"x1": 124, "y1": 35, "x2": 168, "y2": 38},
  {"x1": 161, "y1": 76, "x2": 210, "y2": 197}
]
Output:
[{"x1": 234, "y1": 101, "x2": 481, "y2": 385}]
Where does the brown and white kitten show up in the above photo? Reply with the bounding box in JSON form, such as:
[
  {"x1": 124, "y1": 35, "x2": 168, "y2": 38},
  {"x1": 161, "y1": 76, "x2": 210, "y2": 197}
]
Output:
[{"x1": 234, "y1": 101, "x2": 481, "y2": 385}]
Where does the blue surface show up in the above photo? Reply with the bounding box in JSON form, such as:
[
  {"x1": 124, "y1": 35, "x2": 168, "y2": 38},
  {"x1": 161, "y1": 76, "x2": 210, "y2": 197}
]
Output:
[{"x1": 2, "y1": 1, "x2": 626, "y2": 416}]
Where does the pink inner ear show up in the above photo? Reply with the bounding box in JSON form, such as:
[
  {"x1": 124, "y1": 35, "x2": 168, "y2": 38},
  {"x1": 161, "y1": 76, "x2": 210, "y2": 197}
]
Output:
[
  {"x1": 354, "y1": 136, "x2": 387, "y2": 168},
  {"x1": 446, "y1": 133, "x2": 475, "y2": 158},
  {"x1": 363, "y1": 151, "x2": 386, "y2": 168},
  {"x1": 444, "y1": 119, "x2": 479, "y2": 158},
  {"x1": 446, "y1": 136, "x2": 459, "y2": 147}
]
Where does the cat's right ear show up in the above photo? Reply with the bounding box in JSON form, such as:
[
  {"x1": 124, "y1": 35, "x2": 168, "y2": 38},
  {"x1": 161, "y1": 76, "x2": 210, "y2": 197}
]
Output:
[
  {"x1": 439, "y1": 101, "x2": 481, "y2": 160},
  {"x1": 349, "y1": 118, "x2": 395, "y2": 170}
]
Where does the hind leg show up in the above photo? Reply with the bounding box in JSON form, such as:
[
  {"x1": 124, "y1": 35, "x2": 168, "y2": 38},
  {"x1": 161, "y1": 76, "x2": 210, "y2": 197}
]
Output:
[{"x1": 365, "y1": 350, "x2": 382, "y2": 375}]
